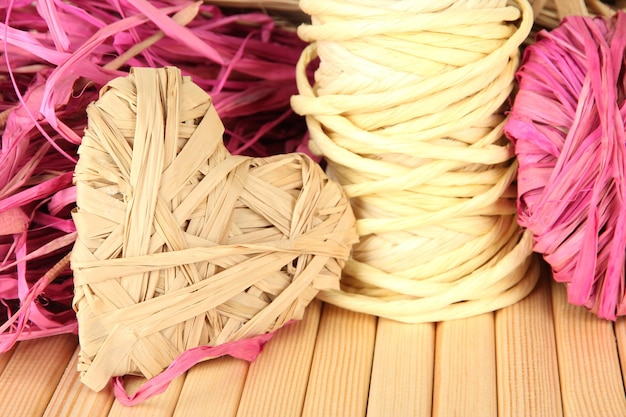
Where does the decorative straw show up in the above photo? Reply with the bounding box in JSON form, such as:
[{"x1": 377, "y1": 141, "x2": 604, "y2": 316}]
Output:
[
  {"x1": 71, "y1": 66, "x2": 357, "y2": 403},
  {"x1": 505, "y1": 11, "x2": 626, "y2": 320},
  {"x1": 291, "y1": 0, "x2": 541, "y2": 323},
  {"x1": 528, "y1": 0, "x2": 615, "y2": 43},
  {"x1": 0, "y1": 1, "x2": 309, "y2": 351}
]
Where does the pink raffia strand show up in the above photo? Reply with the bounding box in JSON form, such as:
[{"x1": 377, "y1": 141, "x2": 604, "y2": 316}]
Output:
[
  {"x1": 113, "y1": 329, "x2": 278, "y2": 406},
  {"x1": 505, "y1": 11, "x2": 626, "y2": 320},
  {"x1": 0, "y1": 1, "x2": 309, "y2": 351}
]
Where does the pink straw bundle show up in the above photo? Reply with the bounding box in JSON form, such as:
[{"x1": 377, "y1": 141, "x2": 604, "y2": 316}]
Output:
[
  {"x1": 505, "y1": 11, "x2": 626, "y2": 320},
  {"x1": 0, "y1": 0, "x2": 308, "y2": 351}
]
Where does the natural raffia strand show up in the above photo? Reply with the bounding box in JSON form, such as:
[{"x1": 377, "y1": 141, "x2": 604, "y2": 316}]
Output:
[
  {"x1": 71, "y1": 66, "x2": 357, "y2": 393},
  {"x1": 291, "y1": 0, "x2": 540, "y2": 323}
]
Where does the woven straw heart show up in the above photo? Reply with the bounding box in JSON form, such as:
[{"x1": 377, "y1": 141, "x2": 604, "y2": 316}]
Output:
[{"x1": 70, "y1": 67, "x2": 357, "y2": 393}]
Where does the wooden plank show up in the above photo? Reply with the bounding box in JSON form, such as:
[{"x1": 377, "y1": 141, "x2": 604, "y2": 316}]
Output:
[
  {"x1": 615, "y1": 319, "x2": 626, "y2": 389},
  {"x1": 0, "y1": 345, "x2": 16, "y2": 376},
  {"x1": 495, "y1": 273, "x2": 563, "y2": 417},
  {"x1": 173, "y1": 357, "x2": 248, "y2": 417},
  {"x1": 551, "y1": 281, "x2": 626, "y2": 417},
  {"x1": 43, "y1": 347, "x2": 114, "y2": 417},
  {"x1": 432, "y1": 313, "x2": 496, "y2": 417},
  {"x1": 0, "y1": 334, "x2": 78, "y2": 417},
  {"x1": 107, "y1": 374, "x2": 185, "y2": 417},
  {"x1": 236, "y1": 300, "x2": 322, "y2": 417},
  {"x1": 301, "y1": 304, "x2": 377, "y2": 417},
  {"x1": 367, "y1": 319, "x2": 435, "y2": 417}
]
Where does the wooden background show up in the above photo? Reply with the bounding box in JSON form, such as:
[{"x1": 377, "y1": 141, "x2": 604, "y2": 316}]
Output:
[{"x1": 1, "y1": 263, "x2": 626, "y2": 417}]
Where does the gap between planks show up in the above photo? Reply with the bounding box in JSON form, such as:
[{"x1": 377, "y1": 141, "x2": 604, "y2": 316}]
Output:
[
  {"x1": 495, "y1": 270, "x2": 563, "y2": 417},
  {"x1": 43, "y1": 298, "x2": 324, "y2": 417},
  {"x1": 6, "y1": 268, "x2": 626, "y2": 417},
  {"x1": 551, "y1": 280, "x2": 626, "y2": 417},
  {"x1": 367, "y1": 319, "x2": 435, "y2": 417},
  {"x1": 169, "y1": 298, "x2": 325, "y2": 417},
  {"x1": 0, "y1": 334, "x2": 77, "y2": 417},
  {"x1": 43, "y1": 346, "x2": 114, "y2": 417},
  {"x1": 235, "y1": 299, "x2": 322, "y2": 417},
  {"x1": 301, "y1": 303, "x2": 377, "y2": 417},
  {"x1": 433, "y1": 312, "x2": 497, "y2": 417}
]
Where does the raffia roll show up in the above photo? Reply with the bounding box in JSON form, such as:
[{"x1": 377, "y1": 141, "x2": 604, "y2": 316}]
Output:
[{"x1": 291, "y1": 0, "x2": 541, "y2": 322}]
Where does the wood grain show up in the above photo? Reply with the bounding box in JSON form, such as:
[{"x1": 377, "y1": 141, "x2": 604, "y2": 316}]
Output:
[
  {"x1": 432, "y1": 313, "x2": 496, "y2": 417},
  {"x1": 43, "y1": 348, "x2": 114, "y2": 417},
  {"x1": 173, "y1": 357, "x2": 248, "y2": 417},
  {"x1": 236, "y1": 300, "x2": 322, "y2": 417},
  {"x1": 551, "y1": 281, "x2": 626, "y2": 417},
  {"x1": 367, "y1": 319, "x2": 435, "y2": 417},
  {"x1": 495, "y1": 273, "x2": 563, "y2": 417},
  {"x1": 6, "y1": 276, "x2": 626, "y2": 416},
  {"x1": 301, "y1": 304, "x2": 377, "y2": 417},
  {"x1": 0, "y1": 345, "x2": 15, "y2": 376},
  {"x1": 0, "y1": 334, "x2": 77, "y2": 417},
  {"x1": 614, "y1": 318, "x2": 626, "y2": 389}
]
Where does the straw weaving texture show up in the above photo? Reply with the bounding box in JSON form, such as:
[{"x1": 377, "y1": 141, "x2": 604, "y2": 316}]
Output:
[
  {"x1": 291, "y1": 0, "x2": 541, "y2": 323},
  {"x1": 530, "y1": 0, "x2": 614, "y2": 33},
  {"x1": 71, "y1": 67, "x2": 357, "y2": 391}
]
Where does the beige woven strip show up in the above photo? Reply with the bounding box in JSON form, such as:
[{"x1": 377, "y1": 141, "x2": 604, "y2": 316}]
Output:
[
  {"x1": 291, "y1": 0, "x2": 540, "y2": 322},
  {"x1": 553, "y1": 0, "x2": 588, "y2": 18},
  {"x1": 71, "y1": 67, "x2": 357, "y2": 391},
  {"x1": 532, "y1": 0, "x2": 615, "y2": 32}
]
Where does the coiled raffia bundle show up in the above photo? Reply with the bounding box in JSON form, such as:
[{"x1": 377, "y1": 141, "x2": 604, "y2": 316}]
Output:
[
  {"x1": 291, "y1": 0, "x2": 541, "y2": 322},
  {"x1": 505, "y1": 11, "x2": 626, "y2": 320},
  {"x1": 71, "y1": 66, "x2": 357, "y2": 397}
]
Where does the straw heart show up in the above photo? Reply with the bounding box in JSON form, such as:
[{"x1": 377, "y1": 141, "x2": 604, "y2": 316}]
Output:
[
  {"x1": 0, "y1": 2, "x2": 312, "y2": 353},
  {"x1": 70, "y1": 66, "x2": 357, "y2": 403}
]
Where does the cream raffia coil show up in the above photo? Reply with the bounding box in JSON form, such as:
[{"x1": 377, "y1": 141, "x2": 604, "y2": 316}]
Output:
[
  {"x1": 290, "y1": 0, "x2": 540, "y2": 322},
  {"x1": 71, "y1": 66, "x2": 358, "y2": 391}
]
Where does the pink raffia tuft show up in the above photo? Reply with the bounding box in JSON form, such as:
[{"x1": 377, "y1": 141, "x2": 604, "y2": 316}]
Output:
[
  {"x1": 0, "y1": 0, "x2": 309, "y2": 351},
  {"x1": 505, "y1": 11, "x2": 626, "y2": 320}
]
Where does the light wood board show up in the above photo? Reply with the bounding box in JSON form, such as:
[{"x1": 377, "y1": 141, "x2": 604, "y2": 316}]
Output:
[{"x1": 2, "y1": 274, "x2": 626, "y2": 417}]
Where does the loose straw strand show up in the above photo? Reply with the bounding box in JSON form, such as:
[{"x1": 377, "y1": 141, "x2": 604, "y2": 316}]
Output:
[{"x1": 292, "y1": 0, "x2": 540, "y2": 323}]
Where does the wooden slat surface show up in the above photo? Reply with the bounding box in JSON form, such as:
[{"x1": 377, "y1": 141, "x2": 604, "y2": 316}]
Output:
[
  {"x1": 551, "y1": 281, "x2": 626, "y2": 417},
  {"x1": 43, "y1": 348, "x2": 114, "y2": 417},
  {"x1": 236, "y1": 300, "x2": 322, "y2": 417},
  {"x1": 495, "y1": 273, "x2": 563, "y2": 417},
  {"x1": 301, "y1": 304, "x2": 377, "y2": 417},
  {"x1": 614, "y1": 318, "x2": 626, "y2": 390},
  {"x1": 2, "y1": 272, "x2": 626, "y2": 417},
  {"x1": 367, "y1": 319, "x2": 435, "y2": 417},
  {"x1": 433, "y1": 313, "x2": 497, "y2": 417},
  {"x1": 0, "y1": 334, "x2": 77, "y2": 417},
  {"x1": 173, "y1": 357, "x2": 248, "y2": 417}
]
